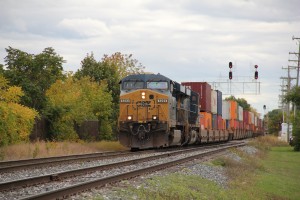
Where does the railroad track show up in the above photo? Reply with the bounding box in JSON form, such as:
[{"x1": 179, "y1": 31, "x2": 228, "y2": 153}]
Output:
[
  {"x1": 0, "y1": 150, "x2": 136, "y2": 173},
  {"x1": 0, "y1": 141, "x2": 245, "y2": 200}
]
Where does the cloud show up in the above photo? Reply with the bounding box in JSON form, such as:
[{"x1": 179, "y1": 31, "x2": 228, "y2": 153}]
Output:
[
  {"x1": 0, "y1": 0, "x2": 299, "y2": 114},
  {"x1": 58, "y1": 18, "x2": 110, "y2": 38}
]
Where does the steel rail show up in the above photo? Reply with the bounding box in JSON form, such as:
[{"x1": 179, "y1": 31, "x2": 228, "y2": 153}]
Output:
[
  {"x1": 19, "y1": 142, "x2": 245, "y2": 200},
  {"x1": 0, "y1": 150, "x2": 139, "y2": 173},
  {"x1": 0, "y1": 142, "x2": 243, "y2": 191}
]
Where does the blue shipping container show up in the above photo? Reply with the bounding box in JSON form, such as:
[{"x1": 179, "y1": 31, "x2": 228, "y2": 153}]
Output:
[
  {"x1": 225, "y1": 119, "x2": 230, "y2": 130},
  {"x1": 212, "y1": 114, "x2": 218, "y2": 130}
]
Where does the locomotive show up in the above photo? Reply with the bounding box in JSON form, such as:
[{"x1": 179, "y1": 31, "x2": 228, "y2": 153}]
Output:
[{"x1": 118, "y1": 73, "x2": 262, "y2": 150}]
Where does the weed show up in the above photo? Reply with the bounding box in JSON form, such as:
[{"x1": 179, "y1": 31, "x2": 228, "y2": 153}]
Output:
[
  {"x1": 0, "y1": 148, "x2": 5, "y2": 160},
  {"x1": 32, "y1": 144, "x2": 39, "y2": 158}
]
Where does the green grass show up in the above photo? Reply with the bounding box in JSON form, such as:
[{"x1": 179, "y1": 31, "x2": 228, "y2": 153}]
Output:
[
  {"x1": 255, "y1": 146, "x2": 300, "y2": 200},
  {"x1": 99, "y1": 144, "x2": 300, "y2": 200}
]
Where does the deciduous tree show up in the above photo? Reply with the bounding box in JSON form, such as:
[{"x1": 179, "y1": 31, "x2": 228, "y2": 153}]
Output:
[
  {"x1": 284, "y1": 86, "x2": 300, "y2": 151},
  {"x1": 3, "y1": 47, "x2": 65, "y2": 111},
  {"x1": 45, "y1": 76, "x2": 112, "y2": 140},
  {"x1": 0, "y1": 75, "x2": 38, "y2": 146}
]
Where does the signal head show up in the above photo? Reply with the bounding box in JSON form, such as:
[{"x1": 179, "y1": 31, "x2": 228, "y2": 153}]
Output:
[
  {"x1": 255, "y1": 71, "x2": 258, "y2": 79},
  {"x1": 229, "y1": 71, "x2": 232, "y2": 80},
  {"x1": 229, "y1": 62, "x2": 232, "y2": 68}
]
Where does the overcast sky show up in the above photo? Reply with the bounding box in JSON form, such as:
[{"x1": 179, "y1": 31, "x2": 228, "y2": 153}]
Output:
[{"x1": 0, "y1": 0, "x2": 300, "y2": 115}]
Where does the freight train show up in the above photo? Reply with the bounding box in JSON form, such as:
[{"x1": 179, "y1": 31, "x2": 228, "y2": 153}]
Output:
[{"x1": 118, "y1": 73, "x2": 263, "y2": 150}]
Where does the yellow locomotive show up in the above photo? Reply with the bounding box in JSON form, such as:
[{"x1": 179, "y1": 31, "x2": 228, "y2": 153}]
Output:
[{"x1": 118, "y1": 73, "x2": 199, "y2": 150}]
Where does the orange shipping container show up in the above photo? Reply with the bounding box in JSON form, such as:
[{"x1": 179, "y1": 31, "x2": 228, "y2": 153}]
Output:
[
  {"x1": 229, "y1": 100, "x2": 238, "y2": 120},
  {"x1": 200, "y1": 112, "x2": 212, "y2": 130},
  {"x1": 230, "y1": 119, "x2": 239, "y2": 129}
]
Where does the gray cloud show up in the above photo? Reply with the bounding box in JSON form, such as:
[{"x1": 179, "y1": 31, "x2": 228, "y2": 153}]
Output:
[{"x1": 0, "y1": 0, "x2": 299, "y2": 114}]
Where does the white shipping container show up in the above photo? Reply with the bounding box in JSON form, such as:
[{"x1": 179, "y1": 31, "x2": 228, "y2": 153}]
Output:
[
  {"x1": 238, "y1": 106, "x2": 243, "y2": 121},
  {"x1": 222, "y1": 100, "x2": 230, "y2": 120},
  {"x1": 211, "y1": 90, "x2": 217, "y2": 114}
]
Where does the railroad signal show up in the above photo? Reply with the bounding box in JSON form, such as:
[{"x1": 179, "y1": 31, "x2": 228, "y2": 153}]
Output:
[
  {"x1": 255, "y1": 71, "x2": 258, "y2": 79},
  {"x1": 229, "y1": 62, "x2": 232, "y2": 69},
  {"x1": 254, "y1": 64, "x2": 258, "y2": 79},
  {"x1": 229, "y1": 71, "x2": 232, "y2": 80}
]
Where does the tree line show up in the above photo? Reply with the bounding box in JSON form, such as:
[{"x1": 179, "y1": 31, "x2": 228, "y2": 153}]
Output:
[
  {"x1": 0, "y1": 47, "x2": 144, "y2": 146},
  {"x1": 0, "y1": 46, "x2": 299, "y2": 151}
]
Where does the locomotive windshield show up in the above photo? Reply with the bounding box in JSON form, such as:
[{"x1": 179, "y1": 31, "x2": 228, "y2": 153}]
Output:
[
  {"x1": 123, "y1": 81, "x2": 144, "y2": 89},
  {"x1": 147, "y1": 82, "x2": 168, "y2": 90}
]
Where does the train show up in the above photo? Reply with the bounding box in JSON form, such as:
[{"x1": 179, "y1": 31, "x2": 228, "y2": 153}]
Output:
[{"x1": 118, "y1": 73, "x2": 263, "y2": 150}]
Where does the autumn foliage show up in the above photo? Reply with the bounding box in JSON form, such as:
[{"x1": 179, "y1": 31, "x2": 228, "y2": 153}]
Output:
[
  {"x1": 0, "y1": 75, "x2": 38, "y2": 146},
  {"x1": 45, "y1": 76, "x2": 113, "y2": 140}
]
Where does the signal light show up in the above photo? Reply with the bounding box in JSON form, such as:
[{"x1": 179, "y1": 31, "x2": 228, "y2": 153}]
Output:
[
  {"x1": 255, "y1": 71, "x2": 258, "y2": 79},
  {"x1": 229, "y1": 71, "x2": 232, "y2": 80},
  {"x1": 255, "y1": 65, "x2": 258, "y2": 68},
  {"x1": 229, "y1": 62, "x2": 232, "y2": 69}
]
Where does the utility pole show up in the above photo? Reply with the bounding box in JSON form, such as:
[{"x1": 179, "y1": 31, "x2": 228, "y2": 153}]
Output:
[
  {"x1": 280, "y1": 36, "x2": 300, "y2": 141},
  {"x1": 291, "y1": 36, "x2": 300, "y2": 87}
]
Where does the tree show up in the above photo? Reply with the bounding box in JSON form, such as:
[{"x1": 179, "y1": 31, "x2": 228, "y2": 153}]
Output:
[
  {"x1": 266, "y1": 109, "x2": 282, "y2": 135},
  {"x1": 3, "y1": 47, "x2": 65, "y2": 111},
  {"x1": 236, "y1": 98, "x2": 251, "y2": 111},
  {"x1": 75, "y1": 52, "x2": 145, "y2": 138},
  {"x1": 284, "y1": 86, "x2": 300, "y2": 151},
  {"x1": 0, "y1": 75, "x2": 38, "y2": 146},
  {"x1": 45, "y1": 76, "x2": 113, "y2": 141},
  {"x1": 284, "y1": 86, "x2": 300, "y2": 107}
]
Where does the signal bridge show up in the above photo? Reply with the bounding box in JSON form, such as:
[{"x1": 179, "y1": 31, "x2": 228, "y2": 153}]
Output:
[{"x1": 209, "y1": 75, "x2": 261, "y2": 95}]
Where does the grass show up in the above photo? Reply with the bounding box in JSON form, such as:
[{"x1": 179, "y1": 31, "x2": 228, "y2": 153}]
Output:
[
  {"x1": 96, "y1": 135, "x2": 299, "y2": 200},
  {"x1": 0, "y1": 140, "x2": 128, "y2": 161},
  {"x1": 255, "y1": 146, "x2": 300, "y2": 200}
]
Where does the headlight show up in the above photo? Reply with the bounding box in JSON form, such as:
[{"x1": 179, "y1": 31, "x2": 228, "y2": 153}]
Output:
[
  {"x1": 127, "y1": 115, "x2": 133, "y2": 120},
  {"x1": 120, "y1": 99, "x2": 130, "y2": 103},
  {"x1": 141, "y1": 92, "x2": 146, "y2": 99},
  {"x1": 157, "y1": 99, "x2": 168, "y2": 103},
  {"x1": 152, "y1": 115, "x2": 158, "y2": 120}
]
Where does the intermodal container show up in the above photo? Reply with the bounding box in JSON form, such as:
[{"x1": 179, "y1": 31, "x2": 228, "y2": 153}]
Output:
[
  {"x1": 212, "y1": 114, "x2": 218, "y2": 129},
  {"x1": 182, "y1": 82, "x2": 211, "y2": 112},
  {"x1": 225, "y1": 120, "x2": 230, "y2": 129},
  {"x1": 249, "y1": 112, "x2": 254, "y2": 124},
  {"x1": 249, "y1": 124, "x2": 254, "y2": 131},
  {"x1": 238, "y1": 106, "x2": 243, "y2": 121},
  {"x1": 243, "y1": 122, "x2": 249, "y2": 130},
  {"x1": 222, "y1": 100, "x2": 230, "y2": 120},
  {"x1": 211, "y1": 90, "x2": 217, "y2": 114},
  {"x1": 217, "y1": 115, "x2": 223, "y2": 130},
  {"x1": 229, "y1": 100, "x2": 238, "y2": 120},
  {"x1": 200, "y1": 112, "x2": 212, "y2": 129},
  {"x1": 239, "y1": 121, "x2": 243, "y2": 129},
  {"x1": 216, "y1": 90, "x2": 222, "y2": 116},
  {"x1": 230, "y1": 119, "x2": 239, "y2": 129},
  {"x1": 243, "y1": 111, "x2": 249, "y2": 125}
]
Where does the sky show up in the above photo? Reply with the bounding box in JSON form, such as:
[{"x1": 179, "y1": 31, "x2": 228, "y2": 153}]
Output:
[{"x1": 0, "y1": 0, "x2": 300, "y2": 116}]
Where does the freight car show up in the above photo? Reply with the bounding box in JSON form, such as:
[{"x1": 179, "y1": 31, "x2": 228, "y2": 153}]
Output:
[{"x1": 118, "y1": 73, "x2": 263, "y2": 150}]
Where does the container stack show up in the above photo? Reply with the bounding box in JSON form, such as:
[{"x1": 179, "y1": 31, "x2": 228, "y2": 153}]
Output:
[
  {"x1": 181, "y1": 82, "x2": 211, "y2": 130},
  {"x1": 222, "y1": 100, "x2": 230, "y2": 130},
  {"x1": 216, "y1": 90, "x2": 223, "y2": 130}
]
